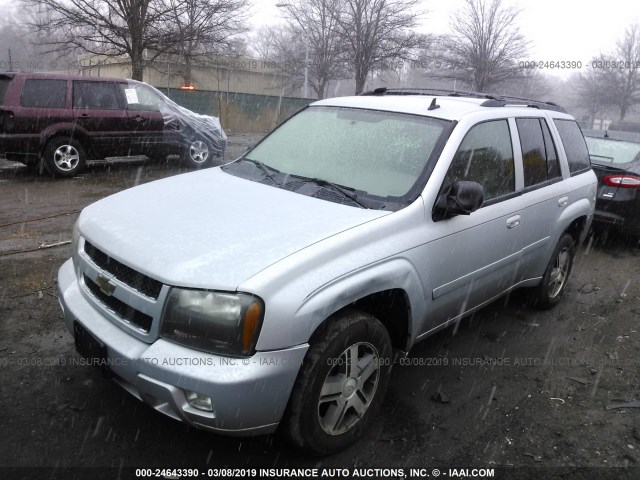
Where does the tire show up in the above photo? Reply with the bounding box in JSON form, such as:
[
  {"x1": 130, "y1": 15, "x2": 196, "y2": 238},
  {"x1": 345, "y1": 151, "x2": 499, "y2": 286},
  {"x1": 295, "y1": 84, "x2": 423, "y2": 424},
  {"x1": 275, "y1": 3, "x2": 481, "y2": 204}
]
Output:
[
  {"x1": 182, "y1": 136, "x2": 213, "y2": 168},
  {"x1": 282, "y1": 309, "x2": 392, "y2": 455},
  {"x1": 532, "y1": 233, "x2": 575, "y2": 309},
  {"x1": 43, "y1": 137, "x2": 86, "y2": 177}
]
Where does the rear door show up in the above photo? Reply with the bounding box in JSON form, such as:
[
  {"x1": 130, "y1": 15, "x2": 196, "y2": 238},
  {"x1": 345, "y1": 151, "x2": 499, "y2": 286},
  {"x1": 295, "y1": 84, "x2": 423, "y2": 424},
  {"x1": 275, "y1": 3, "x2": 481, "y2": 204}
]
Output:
[
  {"x1": 72, "y1": 80, "x2": 131, "y2": 158},
  {"x1": 511, "y1": 116, "x2": 566, "y2": 282}
]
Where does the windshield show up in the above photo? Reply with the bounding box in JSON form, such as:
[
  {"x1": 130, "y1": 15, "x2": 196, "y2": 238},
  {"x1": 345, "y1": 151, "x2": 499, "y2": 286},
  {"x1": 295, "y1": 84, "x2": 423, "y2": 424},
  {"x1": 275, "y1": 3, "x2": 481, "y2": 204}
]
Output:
[
  {"x1": 585, "y1": 136, "x2": 640, "y2": 165},
  {"x1": 243, "y1": 106, "x2": 450, "y2": 199}
]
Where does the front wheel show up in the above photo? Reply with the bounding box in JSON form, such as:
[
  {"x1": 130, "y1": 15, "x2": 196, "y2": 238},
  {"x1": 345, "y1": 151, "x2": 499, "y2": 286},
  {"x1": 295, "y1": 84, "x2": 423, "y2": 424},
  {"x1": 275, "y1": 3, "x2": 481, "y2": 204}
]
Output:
[
  {"x1": 282, "y1": 309, "x2": 392, "y2": 455},
  {"x1": 532, "y1": 233, "x2": 575, "y2": 309},
  {"x1": 43, "y1": 137, "x2": 86, "y2": 177},
  {"x1": 181, "y1": 136, "x2": 213, "y2": 168}
]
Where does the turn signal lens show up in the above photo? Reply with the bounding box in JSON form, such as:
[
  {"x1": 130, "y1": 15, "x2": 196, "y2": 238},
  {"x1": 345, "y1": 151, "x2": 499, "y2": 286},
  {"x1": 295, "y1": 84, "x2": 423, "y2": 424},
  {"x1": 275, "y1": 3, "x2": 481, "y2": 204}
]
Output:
[{"x1": 242, "y1": 301, "x2": 263, "y2": 352}]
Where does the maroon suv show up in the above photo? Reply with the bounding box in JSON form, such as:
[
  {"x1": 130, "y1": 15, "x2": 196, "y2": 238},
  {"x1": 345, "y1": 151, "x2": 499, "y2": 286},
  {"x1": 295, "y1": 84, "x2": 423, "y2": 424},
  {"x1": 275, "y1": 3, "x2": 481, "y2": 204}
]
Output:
[{"x1": 0, "y1": 73, "x2": 226, "y2": 176}]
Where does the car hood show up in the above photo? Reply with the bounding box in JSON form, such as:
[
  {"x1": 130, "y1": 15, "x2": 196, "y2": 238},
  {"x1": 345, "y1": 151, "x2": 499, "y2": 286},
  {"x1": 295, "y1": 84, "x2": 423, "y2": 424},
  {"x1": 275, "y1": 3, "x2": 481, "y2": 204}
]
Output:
[{"x1": 79, "y1": 168, "x2": 388, "y2": 289}]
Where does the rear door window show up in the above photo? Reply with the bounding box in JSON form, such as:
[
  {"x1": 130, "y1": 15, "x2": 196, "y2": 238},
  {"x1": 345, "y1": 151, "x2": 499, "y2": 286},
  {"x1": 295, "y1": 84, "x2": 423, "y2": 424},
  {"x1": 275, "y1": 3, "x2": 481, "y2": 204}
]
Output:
[
  {"x1": 21, "y1": 79, "x2": 67, "y2": 108},
  {"x1": 541, "y1": 119, "x2": 561, "y2": 179},
  {"x1": 554, "y1": 119, "x2": 591, "y2": 175},
  {"x1": 73, "y1": 81, "x2": 122, "y2": 110},
  {"x1": 516, "y1": 118, "x2": 562, "y2": 188}
]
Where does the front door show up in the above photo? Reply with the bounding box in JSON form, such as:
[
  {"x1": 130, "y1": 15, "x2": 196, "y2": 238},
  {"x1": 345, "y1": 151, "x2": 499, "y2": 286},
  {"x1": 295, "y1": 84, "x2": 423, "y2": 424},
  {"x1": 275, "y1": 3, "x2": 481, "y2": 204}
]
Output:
[
  {"x1": 118, "y1": 83, "x2": 167, "y2": 157},
  {"x1": 422, "y1": 119, "x2": 525, "y2": 332}
]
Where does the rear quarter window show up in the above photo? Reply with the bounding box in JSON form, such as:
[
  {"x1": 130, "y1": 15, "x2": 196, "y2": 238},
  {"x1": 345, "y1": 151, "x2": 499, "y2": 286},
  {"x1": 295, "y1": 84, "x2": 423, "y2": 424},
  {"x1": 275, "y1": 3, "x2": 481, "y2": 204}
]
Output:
[
  {"x1": 21, "y1": 79, "x2": 67, "y2": 108},
  {"x1": 554, "y1": 119, "x2": 591, "y2": 175},
  {"x1": 0, "y1": 77, "x2": 12, "y2": 104}
]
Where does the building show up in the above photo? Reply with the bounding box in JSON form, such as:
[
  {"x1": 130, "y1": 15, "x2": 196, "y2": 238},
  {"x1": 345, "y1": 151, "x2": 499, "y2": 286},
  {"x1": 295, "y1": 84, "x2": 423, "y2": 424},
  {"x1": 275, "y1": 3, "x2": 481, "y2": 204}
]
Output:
[{"x1": 76, "y1": 53, "x2": 311, "y2": 132}]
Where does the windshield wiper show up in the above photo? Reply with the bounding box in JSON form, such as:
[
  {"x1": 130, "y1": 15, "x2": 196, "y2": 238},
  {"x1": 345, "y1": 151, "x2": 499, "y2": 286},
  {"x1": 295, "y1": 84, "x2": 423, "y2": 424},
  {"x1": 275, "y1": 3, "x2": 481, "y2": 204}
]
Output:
[
  {"x1": 290, "y1": 175, "x2": 368, "y2": 208},
  {"x1": 239, "y1": 158, "x2": 281, "y2": 185}
]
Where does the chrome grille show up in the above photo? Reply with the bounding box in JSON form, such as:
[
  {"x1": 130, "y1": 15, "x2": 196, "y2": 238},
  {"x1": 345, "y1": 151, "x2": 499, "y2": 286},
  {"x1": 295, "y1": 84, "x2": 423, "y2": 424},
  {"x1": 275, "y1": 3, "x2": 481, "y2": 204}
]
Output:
[
  {"x1": 84, "y1": 241, "x2": 163, "y2": 299},
  {"x1": 84, "y1": 275, "x2": 153, "y2": 332}
]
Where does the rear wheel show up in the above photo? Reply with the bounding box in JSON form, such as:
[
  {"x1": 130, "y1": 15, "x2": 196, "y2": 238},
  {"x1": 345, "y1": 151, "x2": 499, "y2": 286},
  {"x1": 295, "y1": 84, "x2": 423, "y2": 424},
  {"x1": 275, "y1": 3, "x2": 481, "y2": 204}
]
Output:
[
  {"x1": 532, "y1": 233, "x2": 575, "y2": 309},
  {"x1": 282, "y1": 309, "x2": 392, "y2": 455},
  {"x1": 43, "y1": 137, "x2": 86, "y2": 177}
]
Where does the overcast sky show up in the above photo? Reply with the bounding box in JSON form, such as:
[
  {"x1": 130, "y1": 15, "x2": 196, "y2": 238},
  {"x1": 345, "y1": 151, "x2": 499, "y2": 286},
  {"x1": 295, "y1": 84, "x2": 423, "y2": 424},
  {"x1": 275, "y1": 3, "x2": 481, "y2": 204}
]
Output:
[{"x1": 250, "y1": 0, "x2": 640, "y2": 76}]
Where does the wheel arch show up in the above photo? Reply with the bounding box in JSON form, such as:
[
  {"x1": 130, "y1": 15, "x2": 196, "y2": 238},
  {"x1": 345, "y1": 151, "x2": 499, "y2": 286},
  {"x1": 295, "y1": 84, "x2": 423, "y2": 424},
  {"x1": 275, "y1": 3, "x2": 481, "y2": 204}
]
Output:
[
  {"x1": 565, "y1": 215, "x2": 588, "y2": 245},
  {"x1": 40, "y1": 126, "x2": 93, "y2": 158},
  {"x1": 556, "y1": 193, "x2": 593, "y2": 246},
  {"x1": 295, "y1": 258, "x2": 424, "y2": 353}
]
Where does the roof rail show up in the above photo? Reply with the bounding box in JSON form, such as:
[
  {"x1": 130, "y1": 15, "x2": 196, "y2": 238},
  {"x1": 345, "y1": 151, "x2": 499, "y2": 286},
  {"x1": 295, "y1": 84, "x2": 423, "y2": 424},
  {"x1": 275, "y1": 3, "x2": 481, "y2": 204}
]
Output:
[
  {"x1": 480, "y1": 97, "x2": 566, "y2": 113},
  {"x1": 359, "y1": 87, "x2": 566, "y2": 113},
  {"x1": 361, "y1": 87, "x2": 499, "y2": 100}
]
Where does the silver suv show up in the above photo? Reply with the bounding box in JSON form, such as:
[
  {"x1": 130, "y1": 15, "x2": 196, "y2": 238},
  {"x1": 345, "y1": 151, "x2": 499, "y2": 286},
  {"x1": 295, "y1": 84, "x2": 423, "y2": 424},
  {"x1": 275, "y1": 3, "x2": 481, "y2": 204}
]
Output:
[{"x1": 57, "y1": 88, "x2": 597, "y2": 455}]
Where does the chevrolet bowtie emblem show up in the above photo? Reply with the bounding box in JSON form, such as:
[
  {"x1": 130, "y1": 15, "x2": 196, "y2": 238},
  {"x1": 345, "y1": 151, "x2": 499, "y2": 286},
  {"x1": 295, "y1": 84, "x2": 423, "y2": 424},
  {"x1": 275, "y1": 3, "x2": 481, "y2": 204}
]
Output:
[{"x1": 95, "y1": 274, "x2": 116, "y2": 296}]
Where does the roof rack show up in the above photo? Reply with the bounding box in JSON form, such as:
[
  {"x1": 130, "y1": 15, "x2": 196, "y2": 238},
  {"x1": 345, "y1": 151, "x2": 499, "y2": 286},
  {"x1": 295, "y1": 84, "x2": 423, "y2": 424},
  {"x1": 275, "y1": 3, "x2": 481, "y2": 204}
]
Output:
[{"x1": 359, "y1": 87, "x2": 566, "y2": 113}]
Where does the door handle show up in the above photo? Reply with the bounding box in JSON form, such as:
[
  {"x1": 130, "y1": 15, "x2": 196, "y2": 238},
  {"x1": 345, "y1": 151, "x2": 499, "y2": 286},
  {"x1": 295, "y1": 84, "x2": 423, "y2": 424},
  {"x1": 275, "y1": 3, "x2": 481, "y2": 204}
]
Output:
[
  {"x1": 506, "y1": 215, "x2": 521, "y2": 229},
  {"x1": 558, "y1": 196, "x2": 569, "y2": 207}
]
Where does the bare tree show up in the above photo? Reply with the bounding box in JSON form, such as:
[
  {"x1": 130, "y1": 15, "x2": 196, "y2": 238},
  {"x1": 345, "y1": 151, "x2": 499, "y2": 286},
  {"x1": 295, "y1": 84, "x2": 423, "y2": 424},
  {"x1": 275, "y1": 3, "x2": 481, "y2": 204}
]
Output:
[
  {"x1": 568, "y1": 24, "x2": 640, "y2": 122},
  {"x1": 252, "y1": 25, "x2": 284, "y2": 60},
  {"x1": 276, "y1": 0, "x2": 350, "y2": 99},
  {"x1": 597, "y1": 24, "x2": 640, "y2": 120},
  {"x1": 502, "y1": 69, "x2": 552, "y2": 100},
  {"x1": 569, "y1": 67, "x2": 609, "y2": 124},
  {"x1": 333, "y1": 0, "x2": 424, "y2": 94},
  {"x1": 24, "y1": 0, "x2": 191, "y2": 80},
  {"x1": 252, "y1": 25, "x2": 309, "y2": 96},
  {"x1": 437, "y1": 0, "x2": 529, "y2": 93},
  {"x1": 165, "y1": 0, "x2": 249, "y2": 87}
]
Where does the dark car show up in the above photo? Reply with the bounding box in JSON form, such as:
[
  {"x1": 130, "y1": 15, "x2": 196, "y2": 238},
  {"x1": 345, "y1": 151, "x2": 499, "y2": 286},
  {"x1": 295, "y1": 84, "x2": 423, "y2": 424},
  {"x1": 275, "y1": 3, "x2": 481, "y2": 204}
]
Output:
[
  {"x1": 584, "y1": 131, "x2": 640, "y2": 236},
  {"x1": 0, "y1": 73, "x2": 226, "y2": 176}
]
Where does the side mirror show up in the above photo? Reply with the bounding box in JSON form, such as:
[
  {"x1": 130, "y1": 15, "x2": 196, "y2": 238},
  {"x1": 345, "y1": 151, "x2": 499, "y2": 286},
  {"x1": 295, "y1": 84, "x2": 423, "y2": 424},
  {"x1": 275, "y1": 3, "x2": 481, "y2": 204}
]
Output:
[{"x1": 433, "y1": 181, "x2": 484, "y2": 221}]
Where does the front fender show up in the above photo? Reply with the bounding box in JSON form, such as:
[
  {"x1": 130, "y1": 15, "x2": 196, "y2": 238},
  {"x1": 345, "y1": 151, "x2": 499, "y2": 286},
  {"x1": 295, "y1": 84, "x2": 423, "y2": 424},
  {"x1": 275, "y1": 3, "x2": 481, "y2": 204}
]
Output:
[{"x1": 291, "y1": 257, "x2": 426, "y2": 351}]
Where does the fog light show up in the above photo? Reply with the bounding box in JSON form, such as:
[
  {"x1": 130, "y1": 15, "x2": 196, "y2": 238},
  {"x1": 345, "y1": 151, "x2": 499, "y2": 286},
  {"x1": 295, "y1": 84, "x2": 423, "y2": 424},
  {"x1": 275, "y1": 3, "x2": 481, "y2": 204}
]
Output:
[{"x1": 186, "y1": 390, "x2": 214, "y2": 412}]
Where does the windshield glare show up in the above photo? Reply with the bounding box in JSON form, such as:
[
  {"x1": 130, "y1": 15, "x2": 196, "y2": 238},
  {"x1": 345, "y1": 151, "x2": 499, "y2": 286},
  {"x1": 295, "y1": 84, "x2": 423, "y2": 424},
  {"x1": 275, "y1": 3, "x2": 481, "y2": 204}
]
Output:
[{"x1": 245, "y1": 106, "x2": 449, "y2": 198}]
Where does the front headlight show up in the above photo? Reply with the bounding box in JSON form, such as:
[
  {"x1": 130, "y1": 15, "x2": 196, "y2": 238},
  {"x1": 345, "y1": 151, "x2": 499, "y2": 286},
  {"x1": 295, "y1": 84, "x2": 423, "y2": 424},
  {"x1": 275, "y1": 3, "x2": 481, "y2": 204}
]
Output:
[{"x1": 160, "y1": 288, "x2": 264, "y2": 356}]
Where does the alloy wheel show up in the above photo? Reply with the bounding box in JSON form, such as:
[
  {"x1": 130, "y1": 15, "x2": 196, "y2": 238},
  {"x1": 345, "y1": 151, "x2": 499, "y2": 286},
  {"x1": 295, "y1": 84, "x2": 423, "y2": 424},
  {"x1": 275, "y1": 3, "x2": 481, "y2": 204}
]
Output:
[{"x1": 317, "y1": 342, "x2": 380, "y2": 435}]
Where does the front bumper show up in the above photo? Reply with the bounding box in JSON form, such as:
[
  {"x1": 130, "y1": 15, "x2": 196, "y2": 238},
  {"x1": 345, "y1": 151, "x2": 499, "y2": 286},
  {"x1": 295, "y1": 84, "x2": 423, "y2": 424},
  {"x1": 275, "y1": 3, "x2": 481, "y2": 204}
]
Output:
[{"x1": 57, "y1": 258, "x2": 307, "y2": 435}]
